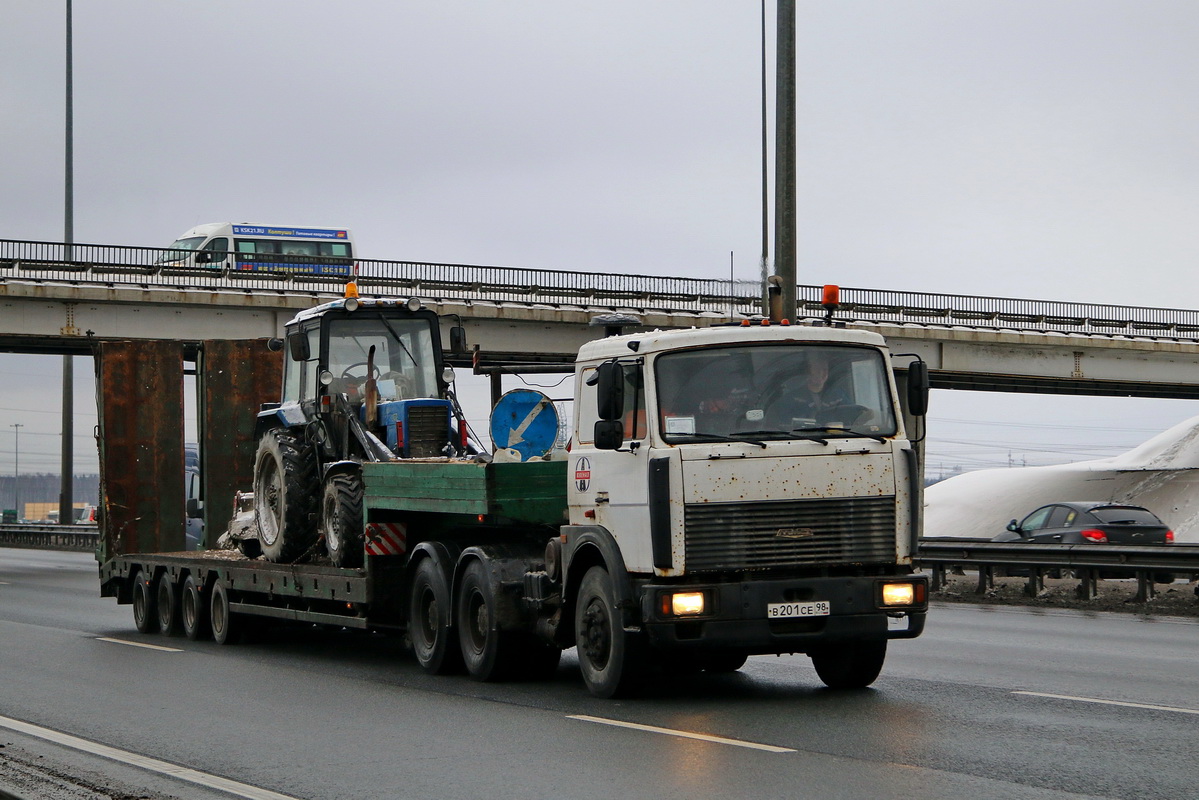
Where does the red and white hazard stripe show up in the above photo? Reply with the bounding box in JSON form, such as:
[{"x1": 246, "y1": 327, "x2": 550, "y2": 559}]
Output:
[{"x1": 364, "y1": 522, "x2": 407, "y2": 556}]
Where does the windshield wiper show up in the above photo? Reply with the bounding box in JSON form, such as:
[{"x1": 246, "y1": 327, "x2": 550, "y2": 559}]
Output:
[
  {"x1": 377, "y1": 313, "x2": 418, "y2": 367},
  {"x1": 685, "y1": 432, "x2": 768, "y2": 448},
  {"x1": 792, "y1": 426, "x2": 887, "y2": 444}
]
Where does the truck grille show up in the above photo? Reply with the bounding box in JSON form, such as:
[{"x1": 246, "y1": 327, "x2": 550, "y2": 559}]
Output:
[
  {"x1": 684, "y1": 496, "x2": 897, "y2": 571},
  {"x1": 407, "y1": 406, "x2": 449, "y2": 458}
]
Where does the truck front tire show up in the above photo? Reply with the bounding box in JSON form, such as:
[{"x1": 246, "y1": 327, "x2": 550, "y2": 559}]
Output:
[
  {"x1": 575, "y1": 566, "x2": 646, "y2": 698},
  {"x1": 254, "y1": 429, "x2": 318, "y2": 563},
  {"x1": 810, "y1": 640, "x2": 887, "y2": 689}
]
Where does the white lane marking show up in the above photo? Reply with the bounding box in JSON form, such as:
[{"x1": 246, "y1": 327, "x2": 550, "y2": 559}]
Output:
[
  {"x1": 568, "y1": 714, "x2": 796, "y2": 753},
  {"x1": 96, "y1": 637, "x2": 184, "y2": 653},
  {"x1": 0, "y1": 714, "x2": 302, "y2": 800},
  {"x1": 1014, "y1": 691, "x2": 1199, "y2": 716}
]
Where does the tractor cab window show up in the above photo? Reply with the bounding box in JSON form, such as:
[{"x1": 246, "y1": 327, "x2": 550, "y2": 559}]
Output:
[{"x1": 324, "y1": 315, "x2": 439, "y2": 403}]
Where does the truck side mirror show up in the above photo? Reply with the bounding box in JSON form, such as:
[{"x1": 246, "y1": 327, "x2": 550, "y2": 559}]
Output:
[
  {"x1": 287, "y1": 331, "x2": 310, "y2": 361},
  {"x1": 595, "y1": 361, "x2": 625, "y2": 421},
  {"x1": 449, "y1": 325, "x2": 467, "y2": 354},
  {"x1": 594, "y1": 420, "x2": 624, "y2": 450},
  {"x1": 906, "y1": 361, "x2": 930, "y2": 416}
]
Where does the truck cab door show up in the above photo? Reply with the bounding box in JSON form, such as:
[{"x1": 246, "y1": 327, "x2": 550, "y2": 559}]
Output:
[{"x1": 569, "y1": 361, "x2": 654, "y2": 573}]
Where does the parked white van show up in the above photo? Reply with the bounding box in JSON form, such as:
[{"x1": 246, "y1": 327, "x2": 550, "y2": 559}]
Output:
[{"x1": 157, "y1": 223, "x2": 355, "y2": 277}]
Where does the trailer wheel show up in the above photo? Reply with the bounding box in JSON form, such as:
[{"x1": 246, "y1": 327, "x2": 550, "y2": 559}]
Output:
[
  {"x1": 810, "y1": 640, "x2": 887, "y2": 689},
  {"x1": 254, "y1": 429, "x2": 318, "y2": 563},
  {"x1": 181, "y1": 574, "x2": 210, "y2": 641},
  {"x1": 320, "y1": 471, "x2": 364, "y2": 568},
  {"x1": 210, "y1": 580, "x2": 241, "y2": 645},
  {"x1": 456, "y1": 560, "x2": 520, "y2": 682},
  {"x1": 408, "y1": 557, "x2": 462, "y2": 674},
  {"x1": 131, "y1": 569, "x2": 159, "y2": 635},
  {"x1": 575, "y1": 566, "x2": 646, "y2": 698},
  {"x1": 155, "y1": 572, "x2": 182, "y2": 636}
]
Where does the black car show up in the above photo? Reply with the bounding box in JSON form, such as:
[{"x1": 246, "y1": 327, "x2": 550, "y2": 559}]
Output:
[{"x1": 994, "y1": 502, "x2": 1174, "y2": 545}]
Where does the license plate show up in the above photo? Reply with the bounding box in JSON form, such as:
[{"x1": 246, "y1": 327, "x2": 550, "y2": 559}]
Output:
[{"x1": 766, "y1": 600, "x2": 831, "y2": 619}]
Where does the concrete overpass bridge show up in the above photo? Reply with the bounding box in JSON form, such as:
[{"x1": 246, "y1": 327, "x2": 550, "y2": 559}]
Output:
[{"x1": 4, "y1": 237, "x2": 1199, "y2": 398}]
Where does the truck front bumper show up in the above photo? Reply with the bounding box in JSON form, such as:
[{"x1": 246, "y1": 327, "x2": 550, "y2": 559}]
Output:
[{"x1": 639, "y1": 574, "x2": 927, "y2": 654}]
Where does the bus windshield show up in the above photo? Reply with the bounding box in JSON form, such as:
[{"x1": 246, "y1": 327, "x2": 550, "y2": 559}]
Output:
[
  {"x1": 655, "y1": 343, "x2": 897, "y2": 443},
  {"x1": 156, "y1": 236, "x2": 206, "y2": 262}
]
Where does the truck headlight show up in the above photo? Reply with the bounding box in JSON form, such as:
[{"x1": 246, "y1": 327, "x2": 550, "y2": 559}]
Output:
[
  {"x1": 661, "y1": 591, "x2": 706, "y2": 617},
  {"x1": 880, "y1": 582, "x2": 918, "y2": 607}
]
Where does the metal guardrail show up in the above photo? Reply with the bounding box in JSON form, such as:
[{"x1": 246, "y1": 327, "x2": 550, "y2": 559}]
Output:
[
  {"x1": 7, "y1": 238, "x2": 1199, "y2": 338},
  {"x1": 917, "y1": 538, "x2": 1199, "y2": 602},
  {"x1": 0, "y1": 523, "x2": 98, "y2": 552}
]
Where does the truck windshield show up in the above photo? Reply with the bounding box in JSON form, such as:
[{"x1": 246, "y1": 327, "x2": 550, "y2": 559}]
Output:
[
  {"x1": 655, "y1": 343, "x2": 898, "y2": 443},
  {"x1": 325, "y1": 316, "x2": 439, "y2": 401}
]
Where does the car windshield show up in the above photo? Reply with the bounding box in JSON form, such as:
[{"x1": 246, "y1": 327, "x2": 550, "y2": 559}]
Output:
[
  {"x1": 156, "y1": 236, "x2": 206, "y2": 262},
  {"x1": 655, "y1": 343, "x2": 897, "y2": 443},
  {"x1": 1089, "y1": 507, "x2": 1161, "y2": 525}
]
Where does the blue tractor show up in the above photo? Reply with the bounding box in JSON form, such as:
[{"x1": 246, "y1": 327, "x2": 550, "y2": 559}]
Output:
[{"x1": 251, "y1": 292, "x2": 467, "y2": 566}]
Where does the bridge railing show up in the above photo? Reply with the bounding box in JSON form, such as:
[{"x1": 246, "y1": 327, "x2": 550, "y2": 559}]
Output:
[{"x1": 6, "y1": 237, "x2": 1199, "y2": 337}]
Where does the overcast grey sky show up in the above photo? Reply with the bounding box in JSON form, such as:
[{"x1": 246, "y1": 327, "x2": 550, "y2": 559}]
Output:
[{"x1": 4, "y1": 1, "x2": 1199, "y2": 480}]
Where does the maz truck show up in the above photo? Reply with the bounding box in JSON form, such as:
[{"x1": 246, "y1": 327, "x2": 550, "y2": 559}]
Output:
[{"x1": 97, "y1": 287, "x2": 929, "y2": 698}]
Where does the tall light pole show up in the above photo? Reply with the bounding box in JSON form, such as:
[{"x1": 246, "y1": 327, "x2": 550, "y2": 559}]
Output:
[
  {"x1": 773, "y1": 0, "x2": 797, "y2": 322},
  {"x1": 60, "y1": 0, "x2": 76, "y2": 527},
  {"x1": 11, "y1": 424, "x2": 23, "y2": 520}
]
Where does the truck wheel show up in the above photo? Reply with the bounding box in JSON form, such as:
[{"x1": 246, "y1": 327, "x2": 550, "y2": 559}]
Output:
[
  {"x1": 181, "y1": 574, "x2": 210, "y2": 641},
  {"x1": 321, "y1": 472, "x2": 364, "y2": 568},
  {"x1": 155, "y1": 572, "x2": 182, "y2": 636},
  {"x1": 408, "y1": 557, "x2": 462, "y2": 674},
  {"x1": 254, "y1": 429, "x2": 318, "y2": 563},
  {"x1": 810, "y1": 640, "x2": 887, "y2": 689},
  {"x1": 575, "y1": 566, "x2": 646, "y2": 698},
  {"x1": 210, "y1": 580, "x2": 241, "y2": 645},
  {"x1": 456, "y1": 560, "x2": 518, "y2": 681},
  {"x1": 131, "y1": 569, "x2": 159, "y2": 635}
]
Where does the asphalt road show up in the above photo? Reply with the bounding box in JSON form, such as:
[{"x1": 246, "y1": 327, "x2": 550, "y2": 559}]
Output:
[{"x1": 1, "y1": 548, "x2": 1196, "y2": 800}]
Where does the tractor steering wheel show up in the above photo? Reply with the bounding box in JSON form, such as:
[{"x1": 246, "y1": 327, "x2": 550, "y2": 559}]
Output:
[{"x1": 340, "y1": 362, "x2": 382, "y2": 383}]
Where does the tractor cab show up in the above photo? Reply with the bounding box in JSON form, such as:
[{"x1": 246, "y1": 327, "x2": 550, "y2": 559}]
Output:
[{"x1": 251, "y1": 292, "x2": 463, "y2": 566}]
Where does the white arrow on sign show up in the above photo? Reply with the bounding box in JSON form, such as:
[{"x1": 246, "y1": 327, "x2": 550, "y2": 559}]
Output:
[{"x1": 507, "y1": 398, "x2": 551, "y2": 447}]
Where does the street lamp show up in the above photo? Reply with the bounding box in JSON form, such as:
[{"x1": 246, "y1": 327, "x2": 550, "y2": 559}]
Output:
[{"x1": 11, "y1": 423, "x2": 23, "y2": 521}]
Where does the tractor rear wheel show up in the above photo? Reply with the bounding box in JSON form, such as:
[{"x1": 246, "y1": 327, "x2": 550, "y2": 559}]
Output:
[{"x1": 254, "y1": 429, "x2": 318, "y2": 563}]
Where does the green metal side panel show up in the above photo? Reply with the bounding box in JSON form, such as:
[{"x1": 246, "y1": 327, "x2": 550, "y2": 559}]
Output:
[
  {"x1": 198, "y1": 340, "x2": 283, "y2": 548},
  {"x1": 96, "y1": 341, "x2": 186, "y2": 560},
  {"x1": 363, "y1": 460, "x2": 567, "y2": 526}
]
